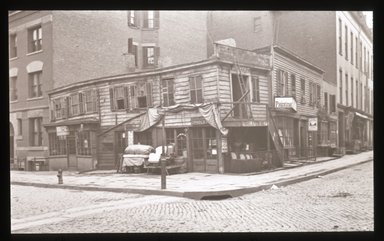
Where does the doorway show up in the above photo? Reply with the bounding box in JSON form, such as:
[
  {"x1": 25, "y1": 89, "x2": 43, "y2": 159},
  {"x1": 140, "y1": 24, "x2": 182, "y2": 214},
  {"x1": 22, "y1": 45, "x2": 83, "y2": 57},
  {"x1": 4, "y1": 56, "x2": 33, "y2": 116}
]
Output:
[
  {"x1": 190, "y1": 127, "x2": 218, "y2": 173},
  {"x1": 115, "y1": 131, "x2": 127, "y2": 167},
  {"x1": 67, "y1": 132, "x2": 77, "y2": 169}
]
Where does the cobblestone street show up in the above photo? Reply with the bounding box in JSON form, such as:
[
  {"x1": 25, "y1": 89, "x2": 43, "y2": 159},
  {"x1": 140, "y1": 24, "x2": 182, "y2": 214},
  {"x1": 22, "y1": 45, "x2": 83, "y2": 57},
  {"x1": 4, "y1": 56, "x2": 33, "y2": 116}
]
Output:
[{"x1": 11, "y1": 161, "x2": 373, "y2": 233}]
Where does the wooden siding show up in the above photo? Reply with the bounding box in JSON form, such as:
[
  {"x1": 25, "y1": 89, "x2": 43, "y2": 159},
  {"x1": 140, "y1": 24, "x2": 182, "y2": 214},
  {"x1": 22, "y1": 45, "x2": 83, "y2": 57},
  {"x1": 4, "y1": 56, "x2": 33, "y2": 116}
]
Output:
[{"x1": 273, "y1": 52, "x2": 324, "y2": 117}]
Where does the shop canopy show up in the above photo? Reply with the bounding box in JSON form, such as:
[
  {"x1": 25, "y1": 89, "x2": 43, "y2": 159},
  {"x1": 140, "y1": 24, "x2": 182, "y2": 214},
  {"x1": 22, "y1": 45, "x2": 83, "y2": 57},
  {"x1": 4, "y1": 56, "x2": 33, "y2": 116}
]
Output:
[{"x1": 136, "y1": 103, "x2": 229, "y2": 136}]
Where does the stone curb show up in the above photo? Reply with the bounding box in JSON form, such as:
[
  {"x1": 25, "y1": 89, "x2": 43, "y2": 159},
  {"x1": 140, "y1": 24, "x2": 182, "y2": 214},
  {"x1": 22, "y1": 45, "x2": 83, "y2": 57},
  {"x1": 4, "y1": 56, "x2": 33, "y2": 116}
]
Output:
[{"x1": 11, "y1": 158, "x2": 373, "y2": 200}]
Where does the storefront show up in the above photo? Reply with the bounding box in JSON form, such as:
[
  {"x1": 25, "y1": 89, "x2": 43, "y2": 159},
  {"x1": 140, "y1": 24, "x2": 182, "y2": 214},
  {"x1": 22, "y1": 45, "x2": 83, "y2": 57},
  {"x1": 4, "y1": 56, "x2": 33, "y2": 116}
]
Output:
[{"x1": 44, "y1": 119, "x2": 99, "y2": 171}]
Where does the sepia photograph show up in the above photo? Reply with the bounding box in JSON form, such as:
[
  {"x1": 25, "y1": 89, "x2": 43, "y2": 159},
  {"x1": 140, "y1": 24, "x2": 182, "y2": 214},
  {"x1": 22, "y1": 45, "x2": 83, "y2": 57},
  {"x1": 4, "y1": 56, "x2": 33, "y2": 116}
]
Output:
[{"x1": 9, "y1": 10, "x2": 373, "y2": 233}]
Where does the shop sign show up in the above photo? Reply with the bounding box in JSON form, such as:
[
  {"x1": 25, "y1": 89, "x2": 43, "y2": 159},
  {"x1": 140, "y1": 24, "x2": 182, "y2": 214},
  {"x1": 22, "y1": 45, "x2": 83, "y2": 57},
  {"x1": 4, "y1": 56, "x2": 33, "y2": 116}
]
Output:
[
  {"x1": 191, "y1": 117, "x2": 207, "y2": 125},
  {"x1": 242, "y1": 120, "x2": 268, "y2": 126},
  {"x1": 308, "y1": 118, "x2": 318, "y2": 131},
  {"x1": 221, "y1": 137, "x2": 228, "y2": 153},
  {"x1": 275, "y1": 97, "x2": 297, "y2": 111},
  {"x1": 56, "y1": 126, "x2": 69, "y2": 136}
]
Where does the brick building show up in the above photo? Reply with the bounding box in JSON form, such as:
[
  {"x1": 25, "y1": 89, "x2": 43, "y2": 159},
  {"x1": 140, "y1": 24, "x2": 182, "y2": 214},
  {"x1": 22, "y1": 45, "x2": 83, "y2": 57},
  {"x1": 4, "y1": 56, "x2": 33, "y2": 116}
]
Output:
[{"x1": 9, "y1": 11, "x2": 209, "y2": 170}]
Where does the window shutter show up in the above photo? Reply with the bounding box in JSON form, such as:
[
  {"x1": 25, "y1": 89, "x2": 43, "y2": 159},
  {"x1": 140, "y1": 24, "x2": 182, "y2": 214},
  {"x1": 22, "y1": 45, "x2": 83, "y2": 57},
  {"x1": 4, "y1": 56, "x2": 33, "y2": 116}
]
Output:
[
  {"x1": 154, "y1": 47, "x2": 160, "y2": 66},
  {"x1": 146, "y1": 82, "x2": 152, "y2": 107},
  {"x1": 154, "y1": 11, "x2": 160, "y2": 28},
  {"x1": 124, "y1": 86, "x2": 130, "y2": 110},
  {"x1": 79, "y1": 93, "x2": 85, "y2": 114},
  {"x1": 128, "y1": 38, "x2": 133, "y2": 54},
  {"x1": 50, "y1": 101, "x2": 55, "y2": 121},
  {"x1": 62, "y1": 97, "x2": 68, "y2": 119},
  {"x1": 143, "y1": 47, "x2": 148, "y2": 67},
  {"x1": 110, "y1": 88, "x2": 115, "y2": 111}
]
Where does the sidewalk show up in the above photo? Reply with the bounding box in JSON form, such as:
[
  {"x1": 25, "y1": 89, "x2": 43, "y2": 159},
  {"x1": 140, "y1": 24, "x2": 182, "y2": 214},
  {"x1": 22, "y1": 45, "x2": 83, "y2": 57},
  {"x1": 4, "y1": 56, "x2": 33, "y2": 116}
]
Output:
[{"x1": 11, "y1": 151, "x2": 373, "y2": 200}]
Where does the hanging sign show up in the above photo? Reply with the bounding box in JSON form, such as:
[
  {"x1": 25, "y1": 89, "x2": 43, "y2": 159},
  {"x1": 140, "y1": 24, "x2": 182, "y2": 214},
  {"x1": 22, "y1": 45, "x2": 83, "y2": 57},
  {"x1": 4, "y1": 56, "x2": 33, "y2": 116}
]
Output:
[
  {"x1": 275, "y1": 97, "x2": 297, "y2": 111},
  {"x1": 308, "y1": 118, "x2": 318, "y2": 131},
  {"x1": 56, "y1": 126, "x2": 69, "y2": 136}
]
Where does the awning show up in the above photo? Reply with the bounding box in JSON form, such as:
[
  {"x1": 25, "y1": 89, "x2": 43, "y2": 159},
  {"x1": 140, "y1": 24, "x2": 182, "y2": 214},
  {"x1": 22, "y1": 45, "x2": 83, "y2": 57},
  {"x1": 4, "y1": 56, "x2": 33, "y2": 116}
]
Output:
[
  {"x1": 355, "y1": 112, "x2": 370, "y2": 120},
  {"x1": 43, "y1": 118, "x2": 99, "y2": 127}
]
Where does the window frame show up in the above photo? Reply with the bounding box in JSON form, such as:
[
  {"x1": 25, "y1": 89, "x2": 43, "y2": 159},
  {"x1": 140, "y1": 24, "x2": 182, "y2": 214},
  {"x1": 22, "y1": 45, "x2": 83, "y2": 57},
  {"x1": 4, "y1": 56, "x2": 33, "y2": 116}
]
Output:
[
  {"x1": 28, "y1": 71, "x2": 42, "y2": 98},
  {"x1": 189, "y1": 75, "x2": 203, "y2": 104},
  {"x1": 345, "y1": 25, "x2": 348, "y2": 60},
  {"x1": 161, "y1": 78, "x2": 175, "y2": 107},
  {"x1": 338, "y1": 18, "x2": 342, "y2": 56},
  {"x1": 10, "y1": 76, "x2": 18, "y2": 101},
  {"x1": 77, "y1": 131, "x2": 92, "y2": 156},
  {"x1": 49, "y1": 132, "x2": 67, "y2": 156},
  {"x1": 17, "y1": 118, "x2": 22, "y2": 136},
  {"x1": 28, "y1": 25, "x2": 42, "y2": 53},
  {"x1": 10, "y1": 33, "x2": 17, "y2": 58},
  {"x1": 29, "y1": 117, "x2": 42, "y2": 146}
]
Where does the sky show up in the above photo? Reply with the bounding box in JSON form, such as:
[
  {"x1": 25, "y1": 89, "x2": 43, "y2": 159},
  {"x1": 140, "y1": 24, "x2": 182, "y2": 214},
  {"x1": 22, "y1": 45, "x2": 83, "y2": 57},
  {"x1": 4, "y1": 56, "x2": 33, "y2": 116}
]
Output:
[{"x1": 363, "y1": 11, "x2": 373, "y2": 29}]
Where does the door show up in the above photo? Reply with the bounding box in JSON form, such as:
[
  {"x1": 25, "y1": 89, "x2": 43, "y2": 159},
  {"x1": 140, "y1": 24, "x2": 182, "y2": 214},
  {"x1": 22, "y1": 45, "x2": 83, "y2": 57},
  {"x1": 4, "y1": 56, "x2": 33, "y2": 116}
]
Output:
[
  {"x1": 115, "y1": 131, "x2": 127, "y2": 167},
  {"x1": 300, "y1": 120, "x2": 307, "y2": 157},
  {"x1": 67, "y1": 132, "x2": 77, "y2": 169},
  {"x1": 191, "y1": 127, "x2": 218, "y2": 173}
]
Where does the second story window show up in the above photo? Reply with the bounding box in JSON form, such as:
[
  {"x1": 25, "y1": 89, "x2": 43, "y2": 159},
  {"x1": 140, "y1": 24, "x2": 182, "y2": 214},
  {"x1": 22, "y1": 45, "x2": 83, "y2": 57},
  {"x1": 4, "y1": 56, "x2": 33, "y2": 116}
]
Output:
[
  {"x1": 53, "y1": 97, "x2": 68, "y2": 120},
  {"x1": 189, "y1": 75, "x2": 203, "y2": 104},
  {"x1": 161, "y1": 78, "x2": 175, "y2": 107},
  {"x1": 143, "y1": 10, "x2": 159, "y2": 28},
  {"x1": 251, "y1": 76, "x2": 260, "y2": 103},
  {"x1": 70, "y1": 94, "x2": 80, "y2": 116},
  {"x1": 110, "y1": 86, "x2": 129, "y2": 111},
  {"x1": 28, "y1": 25, "x2": 42, "y2": 53},
  {"x1": 137, "y1": 82, "x2": 153, "y2": 108},
  {"x1": 10, "y1": 76, "x2": 17, "y2": 101},
  {"x1": 10, "y1": 34, "x2": 17, "y2": 58},
  {"x1": 29, "y1": 71, "x2": 42, "y2": 98},
  {"x1": 291, "y1": 74, "x2": 296, "y2": 99},
  {"x1": 85, "y1": 90, "x2": 97, "y2": 113}
]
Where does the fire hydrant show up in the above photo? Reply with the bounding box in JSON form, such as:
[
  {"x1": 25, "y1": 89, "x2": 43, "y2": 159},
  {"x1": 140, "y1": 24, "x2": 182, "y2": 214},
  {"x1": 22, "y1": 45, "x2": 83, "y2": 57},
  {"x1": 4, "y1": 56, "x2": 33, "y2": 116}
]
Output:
[{"x1": 57, "y1": 169, "x2": 63, "y2": 184}]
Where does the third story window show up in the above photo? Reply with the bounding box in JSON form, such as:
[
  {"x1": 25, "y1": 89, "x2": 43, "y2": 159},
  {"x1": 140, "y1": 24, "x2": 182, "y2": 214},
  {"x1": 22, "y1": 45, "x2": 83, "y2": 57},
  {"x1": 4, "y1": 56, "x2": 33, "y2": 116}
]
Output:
[
  {"x1": 29, "y1": 71, "x2": 42, "y2": 98},
  {"x1": 28, "y1": 25, "x2": 42, "y2": 53}
]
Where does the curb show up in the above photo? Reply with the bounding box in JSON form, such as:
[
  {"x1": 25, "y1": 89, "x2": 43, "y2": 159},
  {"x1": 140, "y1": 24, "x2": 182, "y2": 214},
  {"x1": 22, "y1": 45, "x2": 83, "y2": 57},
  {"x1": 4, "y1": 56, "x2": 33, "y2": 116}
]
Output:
[{"x1": 11, "y1": 158, "x2": 373, "y2": 200}]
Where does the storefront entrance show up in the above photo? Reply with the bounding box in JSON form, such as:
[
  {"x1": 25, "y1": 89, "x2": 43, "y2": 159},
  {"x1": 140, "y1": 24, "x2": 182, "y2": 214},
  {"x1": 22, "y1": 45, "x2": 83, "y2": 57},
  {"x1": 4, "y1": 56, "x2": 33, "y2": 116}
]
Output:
[
  {"x1": 67, "y1": 132, "x2": 77, "y2": 169},
  {"x1": 190, "y1": 127, "x2": 218, "y2": 173}
]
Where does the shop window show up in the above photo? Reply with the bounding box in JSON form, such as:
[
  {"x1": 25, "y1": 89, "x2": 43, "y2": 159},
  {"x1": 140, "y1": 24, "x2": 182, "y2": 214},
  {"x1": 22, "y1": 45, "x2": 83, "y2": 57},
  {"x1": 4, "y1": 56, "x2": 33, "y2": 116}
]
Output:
[
  {"x1": 276, "y1": 116, "x2": 294, "y2": 147},
  {"x1": 191, "y1": 128, "x2": 204, "y2": 159},
  {"x1": 251, "y1": 76, "x2": 260, "y2": 103},
  {"x1": 10, "y1": 76, "x2": 17, "y2": 101},
  {"x1": 10, "y1": 34, "x2": 17, "y2": 58},
  {"x1": 189, "y1": 75, "x2": 203, "y2": 104},
  {"x1": 143, "y1": 10, "x2": 159, "y2": 28},
  {"x1": 28, "y1": 71, "x2": 42, "y2": 98},
  {"x1": 176, "y1": 129, "x2": 187, "y2": 157},
  {"x1": 206, "y1": 128, "x2": 217, "y2": 159},
  {"x1": 77, "y1": 131, "x2": 91, "y2": 156},
  {"x1": 29, "y1": 117, "x2": 42, "y2": 146},
  {"x1": 49, "y1": 132, "x2": 67, "y2": 156},
  {"x1": 161, "y1": 78, "x2": 175, "y2": 107},
  {"x1": 28, "y1": 25, "x2": 42, "y2": 53}
]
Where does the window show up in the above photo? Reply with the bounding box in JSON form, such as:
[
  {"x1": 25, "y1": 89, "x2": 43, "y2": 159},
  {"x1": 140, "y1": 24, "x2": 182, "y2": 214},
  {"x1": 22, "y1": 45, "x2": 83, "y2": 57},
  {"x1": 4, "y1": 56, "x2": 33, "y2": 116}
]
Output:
[
  {"x1": 351, "y1": 77, "x2": 354, "y2": 107},
  {"x1": 251, "y1": 76, "x2": 260, "y2": 103},
  {"x1": 161, "y1": 78, "x2": 175, "y2": 107},
  {"x1": 137, "y1": 82, "x2": 152, "y2": 108},
  {"x1": 128, "y1": 38, "x2": 138, "y2": 67},
  {"x1": 290, "y1": 74, "x2": 296, "y2": 99},
  {"x1": 10, "y1": 34, "x2": 17, "y2": 58},
  {"x1": 77, "y1": 131, "x2": 91, "y2": 155},
  {"x1": 28, "y1": 25, "x2": 42, "y2": 53},
  {"x1": 338, "y1": 18, "x2": 342, "y2": 56},
  {"x1": 317, "y1": 85, "x2": 321, "y2": 105},
  {"x1": 134, "y1": 130, "x2": 152, "y2": 146},
  {"x1": 318, "y1": 121, "x2": 329, "y2": 145},
  {"x1": 324, "y1": 92, "x2": 328, "y2": 112},
  {"x1": 17, "y1": 119, "x2": 22, "y2": 136},
  {"x1": 345, "y1": 73, "x2": 348, "y2": 106},
  {"x1": 339, "y1": 69, "x2": 343, "y2": 104},
  {"x1": 49, "y1": 132, "x2": 67, "y2": 156},
  {"x1": 345, "y1": 26, "x2": 348, "y2": 60},
  {"x1": 359, "y1": 41, "x2": 362, "y2": 70},
  {"x1": 143, "y1": 46, "x2": 159, "y2": 67},
  {"x1": 29, "y1": 117, "x2": 42, "y2": 146},
  {"x1": 254, "y1": 17, "x2": 261, "y2": 32},
  {"x1": 53, "y1": 97, "x2": 67, "y2": 120},
  {"x1": 70, "y1": 94, "x2": 79, "y2": 116},
  {"x1": 10, "y1": 76, "x2": 17, "y2": 101},
  {"x1": 29, "y1": 71, "x2": 42, "y2": 98},
  {"x1": 110, "y1": 86, "x2": 129, "y2": 111},
  {"x1": 85, "y1": 90, "x2": 96, "y2": 113},
  {"x1": 143, "y1": 10, "x2": 159, "y2": 28},
  {"x1": 276, "y1": 116, "x2": 294, "y2": 147},
  {"x1": 309, "y1": 82, "x2": 313, "y2": 105},
  {"x1": 356, "y1": 80, "x2": 359, "y2": 109},
  {"x1": 330, "y1": 95, "x2": 336, "y2": 113},
  {"x1": 363, "y1": 46, "x2": 366, "y2": 73},
  {"x1": 360, "y1": 82, "x2": 362, "y2": 110},
  {"x1": 189, "y1": 75, "x2": 203, "y2": 104},
  {"x1": 128, "y1": 11, "x2": 138, "y2": 27},
  {"x1": 350, "y1": 32, "x2": 354, "y2": 65},
  {"x1": 277, "y1": 70, "x2": 288, "y2": 96}
]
